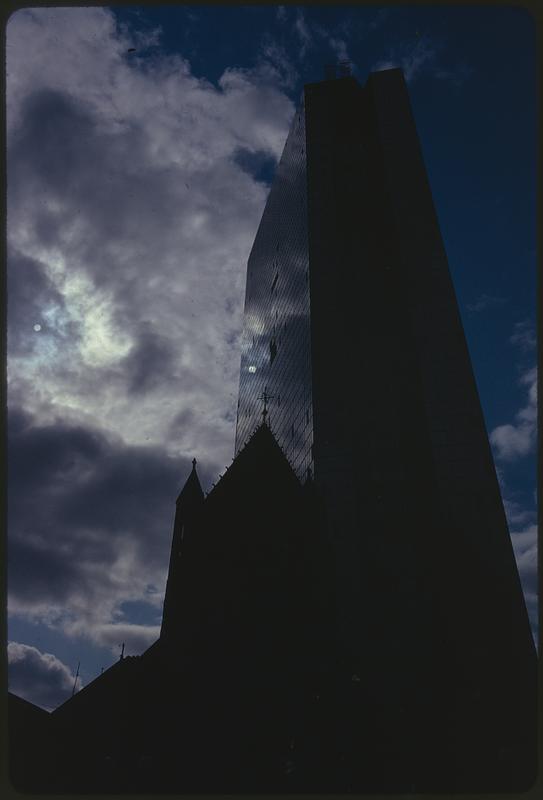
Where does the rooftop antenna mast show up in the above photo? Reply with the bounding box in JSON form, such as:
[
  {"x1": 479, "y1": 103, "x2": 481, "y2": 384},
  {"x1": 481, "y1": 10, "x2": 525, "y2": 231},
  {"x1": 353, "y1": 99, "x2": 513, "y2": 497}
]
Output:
[{"x1": 71, "y1": 661, "x2": 80, "y2": 697}]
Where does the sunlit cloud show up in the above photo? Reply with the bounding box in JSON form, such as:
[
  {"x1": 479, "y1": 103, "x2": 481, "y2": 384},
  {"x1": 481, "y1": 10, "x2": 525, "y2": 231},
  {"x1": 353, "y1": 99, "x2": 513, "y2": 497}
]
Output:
[{"x1": 490, "y1": 367, "x2": 537, "y2": 461}]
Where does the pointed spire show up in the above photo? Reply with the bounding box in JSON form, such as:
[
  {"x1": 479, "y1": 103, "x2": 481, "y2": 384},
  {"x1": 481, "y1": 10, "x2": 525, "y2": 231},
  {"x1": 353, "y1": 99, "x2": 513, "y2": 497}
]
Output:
[
  {"x1": 176, "y1": 457, "x2": 204, "y2": 506},
  {"x1": 162, "y1": 458, "x2": 205, "y2": 640}
]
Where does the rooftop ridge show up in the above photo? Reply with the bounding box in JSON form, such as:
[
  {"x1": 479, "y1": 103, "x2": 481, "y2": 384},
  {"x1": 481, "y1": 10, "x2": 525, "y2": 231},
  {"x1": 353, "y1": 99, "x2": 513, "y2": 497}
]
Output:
[{"x1": 205, "y1": 423, "x2": 300, "y2": 501}]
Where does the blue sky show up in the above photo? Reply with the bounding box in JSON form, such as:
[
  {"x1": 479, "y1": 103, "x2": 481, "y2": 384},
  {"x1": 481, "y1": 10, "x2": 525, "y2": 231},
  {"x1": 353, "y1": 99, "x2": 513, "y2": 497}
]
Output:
[{"x1": 7, "y1": 5, "x2": 537, "y2": 710}]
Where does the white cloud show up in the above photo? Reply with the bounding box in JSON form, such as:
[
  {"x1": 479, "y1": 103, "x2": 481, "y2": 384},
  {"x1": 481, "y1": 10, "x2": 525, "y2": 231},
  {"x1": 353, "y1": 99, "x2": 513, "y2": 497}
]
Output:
[
  {"x1": 490, "y1": 367, "x2": 537, "y2": 461},
  {"x1": 491, "y1": 422, "x2": 533, "y2": 460},
  {"x1": 8, "y1": 641, "x2": 81, "y2": 711},
  {"x1": 65, "y1": 621, "x2": 160, "y2": 655}
]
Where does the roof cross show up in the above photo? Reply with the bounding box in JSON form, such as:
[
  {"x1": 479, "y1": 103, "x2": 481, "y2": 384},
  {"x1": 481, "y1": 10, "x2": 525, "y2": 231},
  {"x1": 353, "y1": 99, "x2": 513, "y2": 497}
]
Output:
[{"x1": 258, "y1": 386, "x2": 275, "y2": 425}]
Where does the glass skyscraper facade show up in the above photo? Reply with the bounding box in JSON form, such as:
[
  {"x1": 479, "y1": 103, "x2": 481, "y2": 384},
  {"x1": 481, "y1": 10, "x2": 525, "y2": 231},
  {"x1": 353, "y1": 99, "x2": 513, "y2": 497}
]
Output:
[{"x1": 235, "y1": 97, "x2": 313, "y2": 481}]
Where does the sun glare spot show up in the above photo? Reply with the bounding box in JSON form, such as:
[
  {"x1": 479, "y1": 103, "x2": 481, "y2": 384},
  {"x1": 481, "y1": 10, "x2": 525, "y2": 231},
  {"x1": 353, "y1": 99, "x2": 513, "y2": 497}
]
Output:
[{"x1": 37, "y1": 253, "x2": 132, "y2": 368}]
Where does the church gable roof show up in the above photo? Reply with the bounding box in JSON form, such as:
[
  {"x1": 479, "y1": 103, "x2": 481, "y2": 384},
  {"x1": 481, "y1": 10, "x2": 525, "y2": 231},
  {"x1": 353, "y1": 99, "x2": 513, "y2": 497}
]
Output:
[{"x1": 203, "y1": 422, "x2": 301, "y2": 508}]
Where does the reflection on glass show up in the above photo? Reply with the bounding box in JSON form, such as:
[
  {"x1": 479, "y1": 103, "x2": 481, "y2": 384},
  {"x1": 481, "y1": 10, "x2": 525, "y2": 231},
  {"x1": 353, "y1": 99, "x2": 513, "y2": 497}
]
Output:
[{"x1": 235, "y1": 96, "x2": 313, "y2": 481}]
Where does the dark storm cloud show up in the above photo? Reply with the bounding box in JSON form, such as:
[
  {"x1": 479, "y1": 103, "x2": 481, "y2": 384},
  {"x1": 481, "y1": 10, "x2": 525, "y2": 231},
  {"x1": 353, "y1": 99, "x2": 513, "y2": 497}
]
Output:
[
  {"x1": 8, "y1": 642, "x2": 79, "y2": 711},
  {"x1": 168, "y1": 408, "x2": 195, "y2": 437},
  {"x1": 8, "y1": 406, "x2": 214, "y2": 642},
  {"x1": 124, "y1": 323, "x2": 177, "y2": 395},
  {"x1": 11, "y1": 88, "x2": 93, "y2": 193},
  {"x1": 9, "y1": 86, "x2": 182, "y2": 293},
  {"x1": 9, "y1": 538, "x2": 85, "y2": 610},
  {"x1": 8, "y1": 406, "x2": 105, "y2": 491}
]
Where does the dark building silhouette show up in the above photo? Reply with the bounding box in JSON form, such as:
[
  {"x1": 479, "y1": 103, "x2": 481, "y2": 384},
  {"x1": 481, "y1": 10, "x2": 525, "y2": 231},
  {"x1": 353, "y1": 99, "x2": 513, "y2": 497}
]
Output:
[
  {"x1": 11, "y1": 425, "x2": 335, "y2": 793},
  {"x1": 8, "y1": 69, "x2": 537, "y2": 793},
  {"x1": 7, "y1": 693, "x2": 56, "y2": 791},
  {"x1": 235, "y1": 67, "x2": 537, "y2": 791}
]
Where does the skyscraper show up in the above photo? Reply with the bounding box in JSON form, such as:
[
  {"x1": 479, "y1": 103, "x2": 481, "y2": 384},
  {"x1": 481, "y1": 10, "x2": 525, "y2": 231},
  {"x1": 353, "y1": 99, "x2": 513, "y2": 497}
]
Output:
[{"x1": 235, "y1": 68, "x2": 536, "y2": 790}]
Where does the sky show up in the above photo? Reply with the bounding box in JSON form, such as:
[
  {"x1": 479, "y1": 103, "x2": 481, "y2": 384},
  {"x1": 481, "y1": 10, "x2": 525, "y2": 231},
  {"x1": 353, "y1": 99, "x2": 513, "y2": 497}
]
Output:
[{"x1": 6, "y1": 4, "x2": 537, "y2": 711}]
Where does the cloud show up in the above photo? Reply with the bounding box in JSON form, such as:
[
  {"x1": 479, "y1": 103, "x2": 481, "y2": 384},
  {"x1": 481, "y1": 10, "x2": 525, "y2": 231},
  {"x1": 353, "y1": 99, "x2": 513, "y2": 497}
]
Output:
[
  {"x1": 6, "y1": 7, "x2": 303, "y2": 665},
  {"x1": 490, "y1": 367, "x2": 537, "y2": 461},
  {"x1": 329, "y1": 36, "x2": 350, "y2": 63},
  {"x1": 67, "y1": 622, "x2": 161, "y2": 655},
  {"x1": 373, "y1": 37, "x2": 439, "y2": 83},
  {"x1": 264, "y1": 9, "x2": 357, "y2": 78},
  {"x1": 232, "y1": 147, "x2": 278, "y2": 185},
  {"x1": 433, "y1": 63, "x2": 474, "y2": 87},
  {"x1": 491, "y1": 419, "x2": 533, "y2": 460},
  {"x1": 503, "y1": 499, "x2": 537, "y2": 529},
  {"x1": 7, "y1": 246, "x2": 80, "y2": 357},
  {"x1": 7, "y1": 406, "x2": 209, "y2": 647},
  {"x1": 8, "y1": 641, "x2": 81, "y2": 711},
  {"x1": 504, "y1": 504, "x2": 538, "y2": 646},
  {"x1": 372, "y1": 36, "x2": 471, "y2": 86},
  {"x1": 465, "y1": 293, "x2": 507, "y2": 313},
  {"x1": 294, "y1": 9, "x2": 313, "y2": 59},
  {"x1": 257, "y1": 38, "x2": 299, "y2": 90},
  {"x1": 492, "y1": 346, "x2": 538, "y2": 642},
  {"x1": 123, "y1": 322, "x2": 176, "y2": 396},
  {"x1": 509, "y1": 524, "x2": 538, "y2": 645},
  {"x1": 510, "y1": 319, "x2": 536, "y2": 351},
  {"x1": 7, "y1": 7, "x2": 295, "y2": 471},
  {"x1": 295, "y1": 15, "x2": 356, "y2": 73}
]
